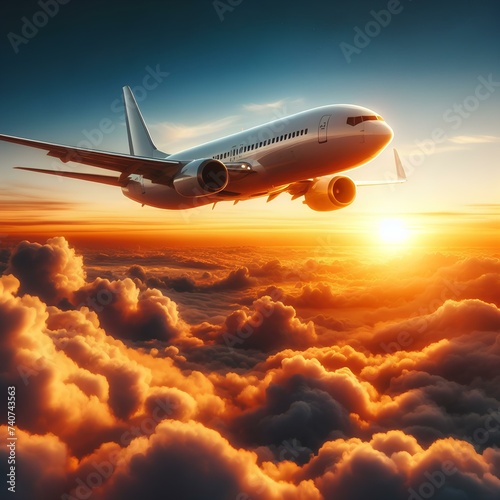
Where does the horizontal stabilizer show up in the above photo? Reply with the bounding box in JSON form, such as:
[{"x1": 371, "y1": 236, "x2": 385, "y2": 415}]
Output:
[{"x1": 14, "y1": 167, "x2": 122, "y2": 186}]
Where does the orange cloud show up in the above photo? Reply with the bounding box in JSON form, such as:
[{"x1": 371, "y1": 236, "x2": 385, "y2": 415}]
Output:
[{"x1": 1, "y1": 237, "x2": 500, "y2": 499}]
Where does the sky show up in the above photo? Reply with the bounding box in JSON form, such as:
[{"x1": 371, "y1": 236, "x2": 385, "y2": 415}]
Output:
[
  {"x1": 1, "y1": 2, "x2": 500, "y2": 500},
  {"x1": 0, "y1": 0, "x2": 499, "y2": 246}
]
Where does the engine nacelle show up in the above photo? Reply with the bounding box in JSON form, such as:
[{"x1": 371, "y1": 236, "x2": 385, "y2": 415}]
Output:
[
  {"x1": 173, "y1": 159, "x2": 228, "y2": 197},
  {"x1": 304, "y1": 176, "x2": 356, "y2": 212}
]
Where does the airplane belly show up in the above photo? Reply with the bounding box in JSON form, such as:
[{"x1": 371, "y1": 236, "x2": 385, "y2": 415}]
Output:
[{"x1": 122, "y1": 181, "x2": 212, "y2": 210}]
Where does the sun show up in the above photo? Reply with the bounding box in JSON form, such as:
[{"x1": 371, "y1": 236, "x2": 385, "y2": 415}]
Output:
[{"x1": 378, "y1": 218, "x2": 410, "y2": 244}]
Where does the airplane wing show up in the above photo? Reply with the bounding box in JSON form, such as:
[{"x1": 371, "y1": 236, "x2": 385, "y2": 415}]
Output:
[
  {"x1": 0, "y1": 133, "x2": 182, "y2": 185},
  {"x1": 0, "y1": 133, "x2": 257, "y2": 187}
]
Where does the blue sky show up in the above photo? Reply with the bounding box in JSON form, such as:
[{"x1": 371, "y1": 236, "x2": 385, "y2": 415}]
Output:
[{"x1": 0, "y1": 0, "x2": 499, "y2": 244}]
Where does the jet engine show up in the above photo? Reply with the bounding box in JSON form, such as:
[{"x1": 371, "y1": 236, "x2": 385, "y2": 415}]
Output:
[
  {"x1": 173, "y1": 159, "x2": 228, "y2": 197},
  {"x1": 303, "y1": 176, "x2": 356, "y2": 211}
]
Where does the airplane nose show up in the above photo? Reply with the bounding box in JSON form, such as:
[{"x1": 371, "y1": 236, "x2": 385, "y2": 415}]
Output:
[
  {"x1": 380, "y1": 123, "x2": 393, "y2": 150},
  {"x1": 383, "y1": 122, "x2": 394, "y2": 143},
  {"x1": 364, "y1": 121, "x2": 393, "y2": 150}
]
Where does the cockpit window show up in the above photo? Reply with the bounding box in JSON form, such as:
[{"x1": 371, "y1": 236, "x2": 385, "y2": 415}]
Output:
[{"x1": 347, "y1": 115, "x2": 384, "y2": 126}]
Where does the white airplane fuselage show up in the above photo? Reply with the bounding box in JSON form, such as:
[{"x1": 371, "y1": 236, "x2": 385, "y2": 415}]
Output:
[{"x1": 123, "y1": 104, "x2": 393, "y2": 209}]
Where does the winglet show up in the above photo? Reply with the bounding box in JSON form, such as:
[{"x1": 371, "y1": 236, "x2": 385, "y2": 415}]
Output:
[
  {"x1": 394, "y1": 149, "x2": 406, "y2": 182},
  {"x1": 122, "y1": 86, "x2": 167, "y2": 158},
  {"x1": 354, "y1": 150, "x2": 407, "y2": 186}
]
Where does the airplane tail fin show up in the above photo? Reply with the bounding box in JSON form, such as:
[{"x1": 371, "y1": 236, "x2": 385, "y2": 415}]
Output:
[{"x1": 122, "y1": 86, "x2": 168, "y2": 158}]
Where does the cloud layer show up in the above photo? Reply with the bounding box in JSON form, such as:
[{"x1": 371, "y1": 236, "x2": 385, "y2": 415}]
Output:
[{"x1": 1, "y1": 238, "x2": 500, "y2": 499}]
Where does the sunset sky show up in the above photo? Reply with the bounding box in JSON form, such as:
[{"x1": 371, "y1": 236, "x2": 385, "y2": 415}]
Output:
[
  {"x1": 0, "y1": 0, "x2": 499, "y2": 247},
  {"x1": 1, "y1": 2, "x2": 500, "y2": 500}
]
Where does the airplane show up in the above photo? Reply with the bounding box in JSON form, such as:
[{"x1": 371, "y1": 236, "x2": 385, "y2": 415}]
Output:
[{"x1": 0, "y1": 87, "x2": 405, "y2": 212}]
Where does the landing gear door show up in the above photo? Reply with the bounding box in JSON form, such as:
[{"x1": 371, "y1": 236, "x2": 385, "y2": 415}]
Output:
[{"x1": 318, "y1": 115, "x2": 330, "y2": 143}]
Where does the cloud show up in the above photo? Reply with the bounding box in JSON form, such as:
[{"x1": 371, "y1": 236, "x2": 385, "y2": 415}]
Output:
[
  {"x1": 242, "y1": 99, "x2": 303, "y2": 113},
  {"x1": 130, "y1": 265, "x2": 256, "y2": 296},
  {"x1": 151, "y1": 115, "x2": 240, "y2": 142},
  {"x1": 0, "y1": 427, "x2": 69, "y2": 500},
  {"x1": 367, "y1": 298, "x2": 500, "y2": 355},
  {"x1": 2, "y1": 238, "x2": 500, "y2": 499},
  {"x1": 219, "y1": 296, "x2": 317, "y2": 352},
  {"x1": 232, "y1": 370, "x2": 351, "y2": 462},
  {"x1": 73, "y1": 277, "x2": 193, "y2": 343},
  {"x1": 0, "y1": 199, "x2": 80, "y2": 211},
  {"x1": 73, "y1": 420, "x2": 320, "y2": 500},
  {"x1": 207, "y1": 266, "x2": 257, "y2": 291},
  {"x1": 6, "y1": 237, "x2": 85, "y2": 305},
  {"x1": 448, "y1": 135, "x2": 500, "y2": 144},
  {"x1": 0, "y1": 275, "x2": 116, "y2": 455},
  {"x1": 243, "y1": 100, "x2": 288, "y2": 112},
  {"x1": 302, "y1": 434, "x2": 500, "y2": 500}
]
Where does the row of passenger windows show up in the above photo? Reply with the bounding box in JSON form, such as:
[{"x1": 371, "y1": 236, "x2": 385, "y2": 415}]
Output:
[
  {"x1": 346, "y1": 115, "x2": 384, "y2": 126},
  {"x1": 213, "y1": 128, "x2": 308, "y2": 160}
]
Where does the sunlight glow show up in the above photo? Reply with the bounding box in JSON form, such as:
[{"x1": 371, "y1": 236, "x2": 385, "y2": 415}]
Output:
[{"x1": 379, "y1": 218, "x2": 410, "y2": 244}]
